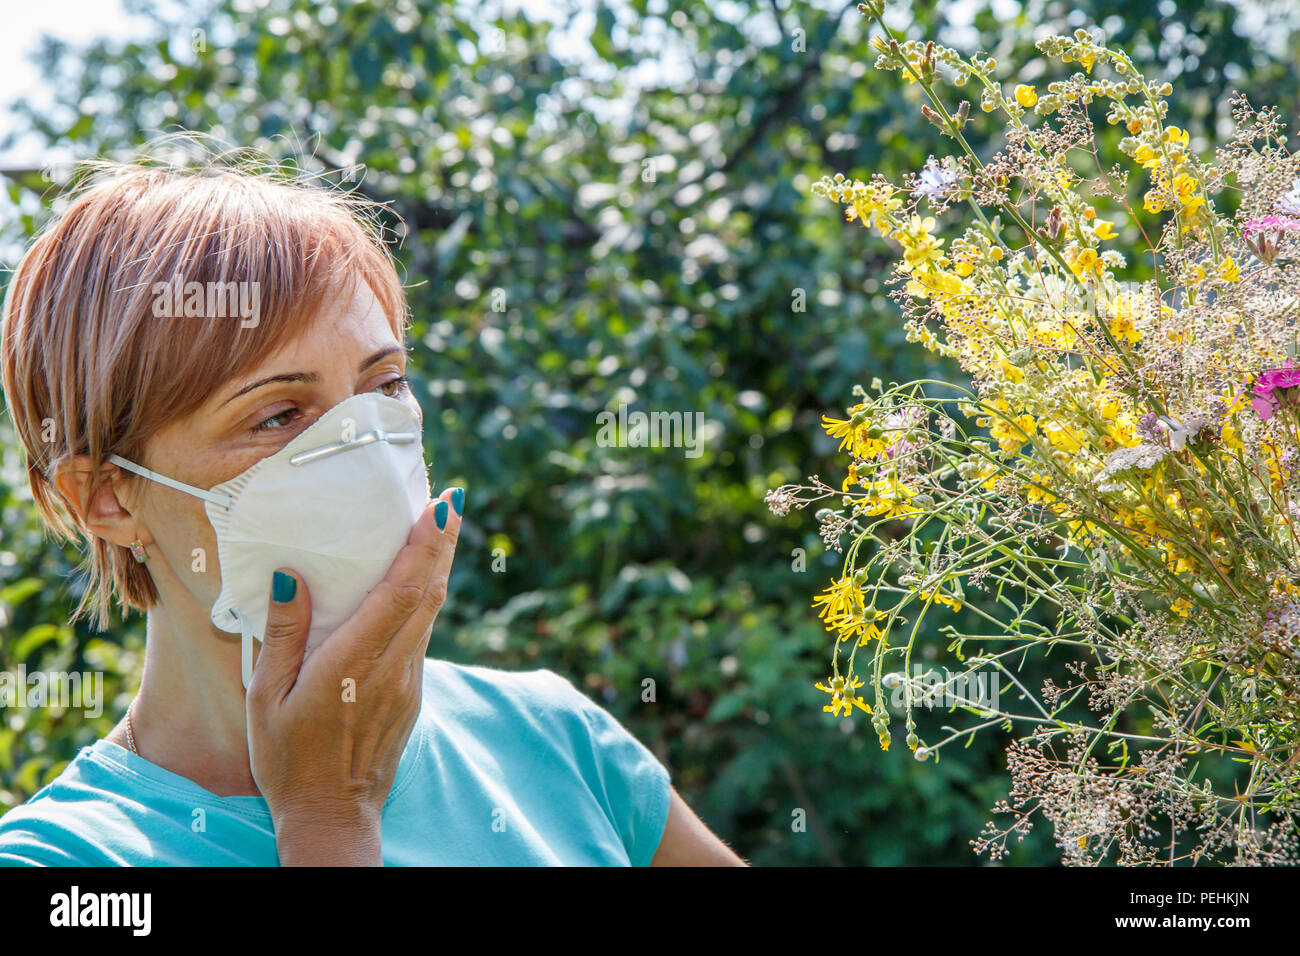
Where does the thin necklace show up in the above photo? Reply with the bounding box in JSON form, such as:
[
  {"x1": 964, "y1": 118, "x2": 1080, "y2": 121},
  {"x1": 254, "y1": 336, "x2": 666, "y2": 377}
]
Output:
[{"x1": 125, "y1": 700, "x2": 139, "y2": 756}]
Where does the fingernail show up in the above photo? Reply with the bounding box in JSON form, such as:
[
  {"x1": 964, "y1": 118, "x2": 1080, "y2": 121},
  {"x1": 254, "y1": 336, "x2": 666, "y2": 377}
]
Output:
[
  {"x1": 435, "y1": 500, "x2": 449, "y2": 531},
  {"x1": 450, "y1": 487, "x2": 465, "y2": 515},
  {"x1": 272, "y1": 571, "x2": 296, "y2": 603}
]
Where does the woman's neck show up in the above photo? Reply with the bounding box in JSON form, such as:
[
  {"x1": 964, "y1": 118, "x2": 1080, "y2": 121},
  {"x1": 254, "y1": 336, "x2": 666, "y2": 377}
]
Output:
[{"x1": 108, "y1": 608, "x2": 262, "y2": 798}]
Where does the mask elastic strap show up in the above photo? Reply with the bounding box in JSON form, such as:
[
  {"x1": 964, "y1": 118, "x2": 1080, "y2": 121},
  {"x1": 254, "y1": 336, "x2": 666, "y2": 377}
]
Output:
[{"x1": 107, "y1": 454, "x2": 235, "y2": 510}]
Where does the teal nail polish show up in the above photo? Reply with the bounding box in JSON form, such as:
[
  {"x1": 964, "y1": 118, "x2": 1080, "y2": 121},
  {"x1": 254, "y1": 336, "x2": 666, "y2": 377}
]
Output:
[
  {"x1": 435, "y1": 500, "x2": 449, "y2": 530},
  {"x1": 272, "y1": 571, "x2": 296, "y2": 603},
  {"x1": 450, "y1": 487, "x2": 465, "y2": 515}
]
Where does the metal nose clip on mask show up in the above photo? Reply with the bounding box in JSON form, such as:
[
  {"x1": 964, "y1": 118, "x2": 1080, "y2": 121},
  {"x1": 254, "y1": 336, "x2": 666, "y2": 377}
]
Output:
[{"x1": 109, "y1": 392, "x2": 433, "y2": 689}]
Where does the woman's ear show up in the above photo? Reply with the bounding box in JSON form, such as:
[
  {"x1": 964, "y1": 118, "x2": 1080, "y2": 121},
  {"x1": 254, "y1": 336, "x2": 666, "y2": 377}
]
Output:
[{"x1": 50, "y1": 455, "x2": 146, "y2": 548}]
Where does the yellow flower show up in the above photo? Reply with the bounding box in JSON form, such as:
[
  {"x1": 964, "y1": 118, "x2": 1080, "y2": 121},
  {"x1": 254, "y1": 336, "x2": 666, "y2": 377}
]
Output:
[
  {"x1": 1218, "y1": 256, "x2": 1240, "y2": 282},
  {"x1": 1093, "y1": 219, "x2": 1117, "y2": 240},
  {"x1": 966, "y1": 457, "x2": 1000, "y2": 492},
  {"x1": 1015, "y1": 84, "x2": 1038, "y2": 108},
  {"x1": 1134, "y1": 144, "x2": 1161, "y2": 170},
  {"x1": 1093, "y1": 391, "x2": 1122, "y2": 422},
  {"x1": 1170, "y1": 596, "x2": 1192, "y2": 618},
  {"x1": 1103, "y1": 413, "x2": 1140, "y2": 450},
  {"x1": 822, "y1": 411, "x2": 858, "y2": 451},
  {"x1": 1066, "y1": 246, "x2": 1104, "y2": 279},
  {"x1": 919, "y1": 587, "x2": 962, "y2": 612},
  {"x1": 1173, "y1": 173, "x2": 1198, "y2": 201},
  {"x1": 841, "y1": 463, "x2": 860, "y2": 493},
  {"x1": 988, "y1": 411, "x2": 1036, "y2": 455},
  {"x1": 1220, "y1": 417, "x2": 1243, "y2": 454},
  {"x1": 1078, "y1": 50, "x2": 1097, "y2": 73},
  {"x1": 822, "y1": 407, "x2": 887, "y2": 460},
  {"x1": 845, "y1": 182, "x2": 904, "y2": 237},
  {"x1": 1108, "y1": 305, "x2": 1142, "y2": 344},
  {"x1": 897, "y1": 215, "x2": 946, "y2": 273},
  {"x1": 1164, "y1": 126, "x2": 1189, "y2": 148},
  {"x1": 905, "y1": 268, "x2": 965, "y2": 300},
  {"x1": 1032, "y1": 315, "x2": 1081, "y2": 349},
  {"x1": 1143, "y1": 190, "x2": 1166, "y2": 214},
  {"x1": 812, "y1": 576, "x2": 865, "y2": 627},
  {"x1": 1024, "y1": 472, "x2": 1057, "y2": 505},
  {"x1": 814, "y1": 673, "x2": 872, "y2": 718},
  {"x1": 1043, "y1": 419, "x2": 1086, "y2": 453},
  {"x1": 1178, "y1": 196, "x2": 1206, "y2": 232},
  {"x1": 862, "y1": 476, "x2": 919, "y2": 520}
]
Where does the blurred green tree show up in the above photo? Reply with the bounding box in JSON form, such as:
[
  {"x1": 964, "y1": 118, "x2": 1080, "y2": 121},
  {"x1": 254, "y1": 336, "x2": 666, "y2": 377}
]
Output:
[{"x1": 2, "y1": 0, "x2": 1297, "y2": 864}]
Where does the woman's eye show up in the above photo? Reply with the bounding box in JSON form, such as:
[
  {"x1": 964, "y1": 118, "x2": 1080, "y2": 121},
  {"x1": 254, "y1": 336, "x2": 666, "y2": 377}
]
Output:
[
  {"x1": 249, "y1": 376, "x2": 407, "y2": 435},
  {"x1": 250, "y1": 409, "x2": 298, "y2": 434}
]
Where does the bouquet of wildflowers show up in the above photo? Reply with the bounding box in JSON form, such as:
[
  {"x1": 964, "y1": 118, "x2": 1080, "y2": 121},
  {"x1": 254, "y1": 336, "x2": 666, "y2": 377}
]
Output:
[{"x1": 767, "y1": 0, "x2": 1300, "y2": 864}]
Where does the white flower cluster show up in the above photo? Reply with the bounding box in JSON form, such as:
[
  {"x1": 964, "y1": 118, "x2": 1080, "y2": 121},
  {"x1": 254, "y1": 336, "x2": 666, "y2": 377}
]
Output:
[
  {"x1": 1276, "y1": 177, "x2": 1300, "y2": 217},
  {"x1": 1092, "y1": 411, "x2": 1215, "y2": 492},
  {"x1": 912, "y1": 157, "x2": 960, "y2": 203},
  {"x1": 1092, "y1": 443, "x2": 1168, "y2": 492}
]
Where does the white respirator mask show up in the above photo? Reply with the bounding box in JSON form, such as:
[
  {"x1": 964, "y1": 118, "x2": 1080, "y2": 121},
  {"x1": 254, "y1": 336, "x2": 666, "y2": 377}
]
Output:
[{"x1": 109, "y1": 391, "x2": 432, "y2": 688}]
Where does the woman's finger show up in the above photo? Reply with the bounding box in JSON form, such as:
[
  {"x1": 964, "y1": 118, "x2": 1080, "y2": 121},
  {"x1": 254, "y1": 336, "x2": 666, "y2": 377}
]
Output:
[
  {"x1": 387, "y1": 486, "x2": 463, "y2": 664},
  {"x1": 248, "y1": 568, "x2": 313, "y2": 704}
]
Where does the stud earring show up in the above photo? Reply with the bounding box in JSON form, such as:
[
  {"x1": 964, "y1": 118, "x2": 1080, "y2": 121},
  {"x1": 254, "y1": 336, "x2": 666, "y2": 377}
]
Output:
[{"x1": 129, "y1": 539, "x2": 148, "y2": 563}]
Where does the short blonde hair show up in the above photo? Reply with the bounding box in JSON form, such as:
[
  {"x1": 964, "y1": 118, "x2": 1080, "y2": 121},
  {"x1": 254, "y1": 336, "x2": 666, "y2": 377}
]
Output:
[{"x1": 1, "y1": 137, "x2": 409, "y2": 631}]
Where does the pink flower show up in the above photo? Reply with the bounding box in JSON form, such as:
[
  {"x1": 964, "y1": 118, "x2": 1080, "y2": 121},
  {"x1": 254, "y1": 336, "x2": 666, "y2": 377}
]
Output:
[
  {"x1": 1255, "y1": 365, "x2": 1300, "y2": 391},
  {"x1": 1248, "y1": 360, "x2": 1300, "y2": 419},
  {"x1": 1243, "y1": 215, "x2": 1300, "y2": 264},
  {"x1": 1242, "y1": 215, "x2": 1300, "y2": 236},
  {"x1": 882, "y1": 405, "x2": 927, "y2": 458}
]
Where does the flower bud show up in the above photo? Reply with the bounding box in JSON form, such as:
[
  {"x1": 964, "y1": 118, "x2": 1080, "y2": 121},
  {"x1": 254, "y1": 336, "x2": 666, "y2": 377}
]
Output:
[
  {"x1": 882, "y1": 672, "x2": 903, "y2": 689},
  {"x1": 914, "y1": 746, "x2": 931, "y2": 761}
]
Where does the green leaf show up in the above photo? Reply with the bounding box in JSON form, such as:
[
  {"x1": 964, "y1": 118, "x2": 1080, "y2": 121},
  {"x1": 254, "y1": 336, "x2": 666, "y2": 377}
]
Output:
[{"x1": 12, "y1": 623, "x2": 66, "y2": 661}]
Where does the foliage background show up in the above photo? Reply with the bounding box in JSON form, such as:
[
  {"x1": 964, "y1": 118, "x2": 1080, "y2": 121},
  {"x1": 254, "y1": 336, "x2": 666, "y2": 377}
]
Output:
[{"x1": 1, "y1": 0, "x2": 1298, "y2": 865}]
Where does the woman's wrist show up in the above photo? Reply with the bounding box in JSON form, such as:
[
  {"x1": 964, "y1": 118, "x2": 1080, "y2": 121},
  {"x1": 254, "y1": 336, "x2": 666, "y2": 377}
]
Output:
[{"x1": 273, "y1": 804, "x2": 384, "y2": 866}]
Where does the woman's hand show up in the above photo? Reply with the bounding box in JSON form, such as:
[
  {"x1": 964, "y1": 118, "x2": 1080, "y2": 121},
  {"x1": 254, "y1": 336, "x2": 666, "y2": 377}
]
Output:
[{"x1": 244, "y1": 486, "x2": 464, "y2": 866}]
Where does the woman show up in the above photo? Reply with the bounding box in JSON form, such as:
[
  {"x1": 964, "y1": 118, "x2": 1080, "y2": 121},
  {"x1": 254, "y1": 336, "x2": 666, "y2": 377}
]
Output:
[{"x1": 0, "y1": 145, "x2": 745, "y2": 866}]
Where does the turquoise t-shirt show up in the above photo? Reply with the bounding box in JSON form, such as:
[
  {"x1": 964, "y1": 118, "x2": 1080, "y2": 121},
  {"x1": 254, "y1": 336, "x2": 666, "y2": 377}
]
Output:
[{"x1": 0, "y1": 659, "x2": 672, "y2": 866}]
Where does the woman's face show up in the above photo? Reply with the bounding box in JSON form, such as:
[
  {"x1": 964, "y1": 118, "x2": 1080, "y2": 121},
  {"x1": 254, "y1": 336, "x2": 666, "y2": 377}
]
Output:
[{"x1": 130, "y1": 279, "x2": 418, "y2": 616}]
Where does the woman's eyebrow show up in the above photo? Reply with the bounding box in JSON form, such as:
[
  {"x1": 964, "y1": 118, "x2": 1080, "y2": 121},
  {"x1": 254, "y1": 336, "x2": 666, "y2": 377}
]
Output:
[{"x1": 218, "y1": 347, "x2": 404, "y2": 408}]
